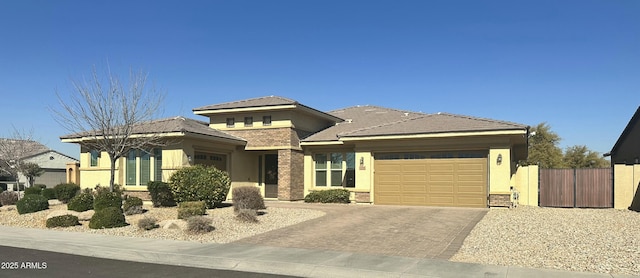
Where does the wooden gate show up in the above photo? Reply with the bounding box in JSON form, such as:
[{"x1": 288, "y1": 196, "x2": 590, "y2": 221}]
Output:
[{"x1": 539, "y1": 168, "x2": 612, "y2": 208}]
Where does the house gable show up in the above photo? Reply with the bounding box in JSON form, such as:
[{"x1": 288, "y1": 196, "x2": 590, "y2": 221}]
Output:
[{"x1": 609, "y1": 106, "x2": 640, "y2": 165}]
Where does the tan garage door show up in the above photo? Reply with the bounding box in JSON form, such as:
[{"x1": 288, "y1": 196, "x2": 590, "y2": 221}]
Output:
[{"x1": 374, "y1": 158, "x2": 487, "y2": 208}]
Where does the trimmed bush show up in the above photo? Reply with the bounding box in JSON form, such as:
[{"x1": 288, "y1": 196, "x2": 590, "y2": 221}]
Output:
[
  {"x1": 46, "y1": 215, "x2": 80, "y2": 228},
  {"x1": 232, "y1": 186, "x2": 266, "y2": 212},
  {"x1": 177, "y1": 201, "x2": 206, "y2": 219},
  {"x1": 54, "y1": 183, "x2": 80, "y2": 203},
  {"x1": 0, "y1": 191, "x2": 18, "y2": 206},
  {"x1": 34, "y1": 184, "x2": 47, "y2": 189},
  {"x1": 123, "y1": 196, "x2": 144, "y2": 215},
  {"x1": 304, "y1": 189, "x2": 351, "y2": 203},
  {"x1": 24, "y1": 186, "x2": 43, "y2": 196},
  {"x1": 16, "y1": 194, "x2": 49, "y2": 214},
  {"x1": 41, "y1": 188, "x2": 56, "y2": 200},
  {"x1": 93, "y1": 190, "x2": 122, "y2": 212},
  {"x1": 67, "y1": 192, "x2": 94, "y2": 212},
  {"x1": 186, "y1": 216, "x2": 213, "y2": 233},
  {"x1": 235, "y1": 208, "x2": 258, "y2": 223},
  {"x1": 147, "y1": 181, "x2": 176, "y2": 207},
  {"x1": 89, "y1": 206, "x2": 128, "y2": 229},
  {"x1": 169, "y1": 165, "x2": 231, "y2": 209},
  {"x1": 137, "y1": 217, "x2": 159, "y2": 230}
]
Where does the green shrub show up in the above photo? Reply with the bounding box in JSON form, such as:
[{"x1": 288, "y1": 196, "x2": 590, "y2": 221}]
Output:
[
  {"x1": 186, "y1": 216, "x2": 213, "y2": 233},
  {"x1": 123, "y1": 196, "x2": 143, "y2": 215},
  {"x1": 169, "y1": 165, "x2": 231, "y2": 209},
  {"x1": 34, "y1": 184, "x2": 47, "y2": 189},
  {"x1": 24, "y1": 186, "x2": 43, "y2": 195},
  {"x1": 54, "y1": 183, "x2": 80, "y2": 203},
  {"x1": 304, "y1": 189, "x2": 351, "y2": 203},
  {"x1": 41, "y1": 188, "x2": 56, "y2": 200},
  {"x1": 235, "y1": 208, "x2": 258, "y2": 223},
  {"x1": 0, "y1": 191, "x2": 18, "y2": 206},
  {"x1": 16, "y1": 194, "x2": 49, "y2": 214},
  {"x1": 67, "y1": 192, "x2": 94, "y2": 212},
  {"x1": 147, "y1": 181, "x2": 176, "y2": 207},
  {"x1": 89, "y1": 206, "x2": 128, "y2": 229},
  {"x1": 177, "y1": 201, "x2": 206, "y2": 219},
  {"x1": 46, "y1": 215, "x2": 80, "y2": 228},
  {"x1": 137, "y1": 217, "x2": 159, "y2": 230},
  {"x1": 232, "y1": 186, "x2": 266, "y2": 212},
  {"x1": 93, "y1": 190, "x2": 122, "y2": 212}
]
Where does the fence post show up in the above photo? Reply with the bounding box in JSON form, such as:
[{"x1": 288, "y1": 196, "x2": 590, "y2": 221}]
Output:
[{"x1": 573, "y1": 168, "x2": 577, "y2": 208}]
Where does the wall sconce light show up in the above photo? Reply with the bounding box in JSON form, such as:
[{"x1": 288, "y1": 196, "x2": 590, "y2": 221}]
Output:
[
  {"x1": 496, "y1": 154, "x2": 502, "y2": 165},
  {"x1": 360, "y1": 157, "x2": 364, "y2": 166},
  {"x1": 187, "y1": 155, "x2": 192, "y2": 162}
]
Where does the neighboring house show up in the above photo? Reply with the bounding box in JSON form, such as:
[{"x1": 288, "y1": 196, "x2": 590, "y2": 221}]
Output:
[
  {"x1": 60, "y1": 96, "x2": 530, "y2": 208},
  {"x1": 0, "y1": 139, "x2": 79, "y2": 188},
  {"x1": 605, "y1": 106, "x2": 640, "y2": 210}
]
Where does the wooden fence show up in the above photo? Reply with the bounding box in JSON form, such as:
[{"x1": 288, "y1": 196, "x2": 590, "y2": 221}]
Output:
[{"x1": 539, "y1": 168, "x2": 612, "y2": 208}]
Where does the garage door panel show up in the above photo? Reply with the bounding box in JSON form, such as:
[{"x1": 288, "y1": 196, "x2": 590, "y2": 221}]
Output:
[{"x1": 375, "y1": 157, "x2": 486, "y2": 208}]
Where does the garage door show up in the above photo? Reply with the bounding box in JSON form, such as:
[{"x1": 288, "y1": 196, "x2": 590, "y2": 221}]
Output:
[{"x1": 374, "y1": 156, "x2": 487, "y2": 208}]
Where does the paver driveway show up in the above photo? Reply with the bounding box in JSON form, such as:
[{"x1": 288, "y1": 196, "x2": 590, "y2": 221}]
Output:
[{"x1": 234, "y1": 202, "x2": 487, "y2": 259}]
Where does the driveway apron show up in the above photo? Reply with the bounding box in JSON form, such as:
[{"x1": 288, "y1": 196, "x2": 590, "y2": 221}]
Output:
[{"x1": 234, "y1": 202, "x2": 488, "y2": 260}]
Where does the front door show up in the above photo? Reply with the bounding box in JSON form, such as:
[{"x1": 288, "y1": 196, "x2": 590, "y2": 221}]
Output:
[{"x1": 264, "y1": 154, "x2": 278, "y2": 198}]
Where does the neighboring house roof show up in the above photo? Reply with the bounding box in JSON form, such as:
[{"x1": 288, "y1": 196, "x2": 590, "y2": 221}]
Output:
[
  {"x1": 192, "y1": 95, "x2": 343, "y2": 123},
  {"x1": 60, "y1": 116, "x2": 246, "y2": 144},
  {"x1": 606, "y1": 106, "x2": 640, "y2": 164},
  {"x1": 0, "y1": 139, "x2": 50, "y2": 159},
  {"x1": 303, "y1": 105, "x2": 528, "y2": 142}
]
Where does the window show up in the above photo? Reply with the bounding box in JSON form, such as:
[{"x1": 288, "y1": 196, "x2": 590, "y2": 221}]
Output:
[
  {"x1": 90, "y1": 150, "x2": 99, "y2": 167},
  {"x1": 244, "y1": 116, "x2": 253, "y2": 127},
  {"x1": 126, "y1": 148, "x2": 164, "y2": 186},
  {"x1": 263, "y1": 115, "x2": 272, "y2": 126},
  {"x1": 226, "y1": 118, "x2": 235, "y2": 128},
  {"x1": 314, "y1": 152, "x2": 356, "y2": 187}
]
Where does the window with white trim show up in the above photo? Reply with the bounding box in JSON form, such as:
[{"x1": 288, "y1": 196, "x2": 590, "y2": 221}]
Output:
[{"x1": 314, "y1": 152, "x2": 356, "y2": 188}]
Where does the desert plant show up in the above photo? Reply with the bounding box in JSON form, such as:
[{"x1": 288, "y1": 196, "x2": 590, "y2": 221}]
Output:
[
  {"x1": 235, "y1": 208, "x2": 258, "y2": 223},
  {"x1": 54, "y1": 183, "x2": 80, "y2": 203},
  {"x1": 0, "y1": 191, "x2": 19, "y2": 206},
  {"x1": 46, "y1": 214, "x2": 80, "y2": 228},
  {"x1": 304, "y1": 189, "x2": 351, "y2": 203},
  {"x1": 186, "y1": 216, "x2": 213, "y2": 233},
  {"x1": 147, "y1": 181, "x2": 176, "y2": 207},
  {"x1": 24, "y1": 186, "x2": 43, "y2": 196},
  {"x1": 89, "y1": 206, "x2": 128, "y2": 229},
  {"x1": 137, "y1": 217, "x2": 159, "y2": 230},
  {"x1": 41, "y1": 188, "x2": 56, "y2": 200},
  {"x1": 123, "y1": 196, "x2": 144, "y2": 215},
  {"x1": 177, "y1": 201, "x2": 206, "y2": 219},
  {"x1": 16, "y1": 194, "x2": 49, "y2": 214},
  {"x1": 232, "y1": 186, "x2": 266, "y2": 212},
  {"x1": 67, "y1": 191, "x2": 95, "y2": 212},
  {"x1": 93, "y1": 190, "x2": 122, "y2": 212},
  {"x1": 169, "y1": 165, "x2": 231, "y2": 209}
]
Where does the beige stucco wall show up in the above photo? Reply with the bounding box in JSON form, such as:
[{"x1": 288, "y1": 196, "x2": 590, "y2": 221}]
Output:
[
  {"x1": 511, "y1": 165, "x2": 539, "y2": 206},
  {"x1": 614, "y1": 164, "x2": 640, "y2": 209},
  {"x1": 489, "y1": 147, "x2": 511, "y2": 194},
  {"x1": 208, "y1": 110, "x2": 292, "y2": 130}
]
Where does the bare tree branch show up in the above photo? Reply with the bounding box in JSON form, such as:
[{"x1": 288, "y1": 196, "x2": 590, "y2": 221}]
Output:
[
  {"x1": 0, "y1": 126, "x2": 41, "y2": 194},
  {"x1": 51, "y1": 65, "x2": 168, "y2": 191}
]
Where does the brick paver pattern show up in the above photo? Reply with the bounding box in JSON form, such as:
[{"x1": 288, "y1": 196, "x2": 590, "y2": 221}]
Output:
[{"x1": 234, "y1": 202, "x2": 487, "y2": 260}]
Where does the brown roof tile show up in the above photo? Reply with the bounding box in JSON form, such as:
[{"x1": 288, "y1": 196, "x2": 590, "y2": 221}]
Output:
[{"x1": 193, "y1": 96, "x2": 298, "y2": 111}]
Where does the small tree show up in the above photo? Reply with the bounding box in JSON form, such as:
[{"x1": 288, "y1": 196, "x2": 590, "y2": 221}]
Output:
[
  {"x1": 0, "y1": 127, "x2": 43, "y2": 196},
  {"x1": 53, "y1": 65, "x2": 168, "y2": 192},
  {"x1": 21, "y1": 163, "x2": 44, "y2": 187},
  {"x1": 563, "y1": 145, "x2": 609, "y2": 168},
  {"x1": 525, "y1": 122, "x2": 564, "y2": 168}
]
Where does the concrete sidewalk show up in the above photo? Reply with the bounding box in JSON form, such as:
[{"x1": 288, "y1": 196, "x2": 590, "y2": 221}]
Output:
[{"x1": 0, "y1": 226, "x2": 635, "y2": 278}]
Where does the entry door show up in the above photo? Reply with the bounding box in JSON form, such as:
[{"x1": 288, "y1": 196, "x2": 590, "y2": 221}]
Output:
[{"x1": 264, "y1": 154, "x2": 278, "y2": 198}]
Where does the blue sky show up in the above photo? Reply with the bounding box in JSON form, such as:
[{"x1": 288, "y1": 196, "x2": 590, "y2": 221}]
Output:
[{"x1": 1, "y1": 0, "x2": 638, "y2": 158}]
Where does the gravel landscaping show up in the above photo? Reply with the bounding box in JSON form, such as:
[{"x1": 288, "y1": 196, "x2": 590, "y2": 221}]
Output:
[
  {"x1": 450, "y1": 206, "x2": 640, "y2": 276},
  {"x1": 0, "y1": 202, "x2": 325, "y2": 244}
]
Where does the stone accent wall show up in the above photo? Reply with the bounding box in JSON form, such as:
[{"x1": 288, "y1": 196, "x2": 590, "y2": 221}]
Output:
[
  {"x1": 355, "y1": 192, "x2": 371, "y2": 203},
  {"x1": 226, "y1": 128, "x2": 301, "y2": 149},
  {"x1": 124, "y1": 190, "x2": 151, "y2": 201},
  {"x1": 277, "y1": 149, "x2": 304, "y2": 201},
  {"x1": 489, "y1": 193, "x2": 511, "y2": 207}
]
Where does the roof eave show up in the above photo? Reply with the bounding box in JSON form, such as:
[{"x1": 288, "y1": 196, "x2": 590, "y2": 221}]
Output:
[
  {"x1": 608, "y1": 106, "x2": 640, "y2": 156},
  {"x1": 339, "y1": 129, "x2": 528, "y2": 141}
]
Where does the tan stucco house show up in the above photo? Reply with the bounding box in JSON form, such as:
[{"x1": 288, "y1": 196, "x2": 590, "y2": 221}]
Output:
[
  {"x1": 605, "y1": 106, "x2": 640, "y2": 210},
  {"x1": 61, "y1": 96, "x2": 530, "y2": 208}
]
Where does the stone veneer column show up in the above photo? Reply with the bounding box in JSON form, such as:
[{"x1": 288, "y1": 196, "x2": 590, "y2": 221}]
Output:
[{"x1": 278, "y1": 149, "x2": 304, "y2": 201}]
